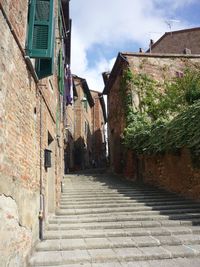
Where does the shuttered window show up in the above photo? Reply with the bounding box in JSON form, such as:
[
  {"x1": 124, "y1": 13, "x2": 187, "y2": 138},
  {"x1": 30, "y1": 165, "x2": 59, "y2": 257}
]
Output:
[
  {"x1": 58, "y1": 49, "x2": 64, "y2": 95},
  {"x1": 35, "y1": 58, "x2": 53, "y2": 79},
  {"x1": 35, "y1": 18, "x2": 55, "y2": 79},
  {"x1": 27, "y1": 0, "x2": 54, "y2": 58}
]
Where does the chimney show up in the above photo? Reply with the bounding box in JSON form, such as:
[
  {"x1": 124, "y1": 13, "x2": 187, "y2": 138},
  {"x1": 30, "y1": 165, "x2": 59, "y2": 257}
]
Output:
[{"x1": 149, "y1": 39, "x2": 154, "y2": 53}]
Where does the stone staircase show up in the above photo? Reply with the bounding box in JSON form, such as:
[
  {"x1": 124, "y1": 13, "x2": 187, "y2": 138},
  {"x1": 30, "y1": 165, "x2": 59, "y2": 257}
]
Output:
[{"x1": 29, "y1": 173, "x2": 200, "y2": 266}]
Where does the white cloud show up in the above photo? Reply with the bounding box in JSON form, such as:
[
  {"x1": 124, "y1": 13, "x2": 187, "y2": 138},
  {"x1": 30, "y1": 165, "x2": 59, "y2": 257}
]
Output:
[{"x1": 70, "y1": 0, "x2": 197, "y2": 91}]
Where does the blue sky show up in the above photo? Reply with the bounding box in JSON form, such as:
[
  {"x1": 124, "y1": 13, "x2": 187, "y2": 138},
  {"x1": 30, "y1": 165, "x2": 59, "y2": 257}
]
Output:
[{"x1": 70, "y1": 0, "x2": 200, "y2": 91}]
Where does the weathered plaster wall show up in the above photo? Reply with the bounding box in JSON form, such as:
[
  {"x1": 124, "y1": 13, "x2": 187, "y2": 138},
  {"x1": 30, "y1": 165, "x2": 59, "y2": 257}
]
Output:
[{"x1": 0, "y1": 195, "x2": 32, "y2": 266}]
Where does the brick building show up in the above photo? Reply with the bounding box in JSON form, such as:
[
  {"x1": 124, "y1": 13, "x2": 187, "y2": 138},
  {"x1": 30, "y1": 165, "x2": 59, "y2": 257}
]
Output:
[
  {"x1": 103, "y1": 52, "x2": 200, "y2": 175},
  {"x1": 72, "y1": 75, "x2": 94, "y2": 169},
  {"x1": 90, "y1": 90, "x2": 107, "y2": 168},
  {"x1": 0, "y1": 0, "x2": 71, "y2": 266},
  {"x1": 147, "y1": 27, "x2": 200, "y2": 54}
]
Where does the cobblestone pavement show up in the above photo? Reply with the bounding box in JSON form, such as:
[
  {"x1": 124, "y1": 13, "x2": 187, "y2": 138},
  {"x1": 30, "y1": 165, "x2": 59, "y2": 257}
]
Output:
[{"x1": 29, "y1": 172, "x2": 200, "y2": 266}]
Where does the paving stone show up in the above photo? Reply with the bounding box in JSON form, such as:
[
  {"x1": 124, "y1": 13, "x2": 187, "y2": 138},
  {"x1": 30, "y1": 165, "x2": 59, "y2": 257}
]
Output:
[
  {"x1": 138, "y1": 246, "x2": 171, "y2": 260},
  {"x1": 186, "y1": 244, "x2": 200, "y2": 254},
  {"x1": 163, "y1": 245, "x2": 196, "y2": 257},
  {"x1": 88, "y1": 248, "x2": 117, "y2": 261},
  {"x1": 121, "y1": 261, "x2": 150, "y2": 267},
  {"x1": 84, "y1": 238, "x2": 112, "y2": 248},
  {"x1": 92, "y1": 262, "x2": 122, "y2": 267},
  {"x1": 175, "y1": 234, "x2": 200, "y2": 244},
  {"x1": 61, "y1": 250, "x2": 91, "y2": 264},
  {"x1": 114, "y1": 247, "x2": 144, "y2": 260},
  {"x1": 132, "y1": 236, "x2": 160, "y2": 247},
  {"x1": 29, "y1": 251, "x2": 62, "y2": 265},
  {"x1": 60, "y1": 239, "x2": 86, "y2": 250},
  {"x1": 154, "y1": 235, "x2": 182, "y2": 246},
  {"x1": 108, "y1": 237, "x2": 135, "y2": 247}
]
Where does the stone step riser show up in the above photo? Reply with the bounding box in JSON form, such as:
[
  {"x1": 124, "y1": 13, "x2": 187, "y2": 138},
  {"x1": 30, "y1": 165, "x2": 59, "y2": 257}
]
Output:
[
  {"x1": 56, "y1": 208, "x2": 200, "y2": 216},
  {"x1": 36, "y1": 238, "x2": 200, "y2": 252},
  {"x1": 44, "y1": 228, "x2": 200, "y2": 240},
  {"x1": 60, "y1": 197, "x2": 186, "y2": 202},
  {"x1": 59, "y1": 201, "x2": 194, "y2": 207},
  {"x1": 47, "y1": 221, "x2": 194, "y2": 231},
  {"x1": 48, "y1": 217, "x2": 200, "y2": 225},
  {"x1": 29, "y1": 248, "x2": 200, "y2": 266},
  {"x1": 59, "y1": 204, "x2": 200, "y2": 210},
  {"x1": 48, "y1": 217, "x2": 200, "y2": 227},
  {"x1": 60, "y1": 194, "x2": 175, "y2": 199},
  {"x1": 62, "y1": 192, "x2": 170, "y2": 197}
]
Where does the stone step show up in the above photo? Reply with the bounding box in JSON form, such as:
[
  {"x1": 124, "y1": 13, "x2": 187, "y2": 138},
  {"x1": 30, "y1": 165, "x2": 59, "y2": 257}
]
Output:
[
  {"x1": 44, "y1": 226, "x2": 200, "y2": 240},
  {"x1": 48, "y1": 213, "x2": 200, "y2": 225},
  {"x1": 59, "y1": 203, "x2": 200, "y2": 210},
  {"x1": 60, "y1": 199, "x2": 195, "y2": 207},
  {"x1": 29, "y1": 244, "x2": 200, "y2": 266},
  {"x1": 47, "y1": 218, "x2": 200, "y2": 230},
  {"x1": 36, "y1": 234, "x2": 200, "y2": 252},
  {"x1": 56, "y1": 207, "x2": 200, "y2": 216},
  {"x1": 61, "y1": 188, "x2": 172, "y2": 194},
  {"x1": 32, "y1": 257, "x2": 200, "y2": 267},
  {"x1": 48, "y1": 214, "x2": 200, "y2": 224},
  {"x1": 60, "y1": 196, "x2": 188, "y2": 202},
  {"x1": 60, "y1": 192, "x2": 175, "y2": 198}
]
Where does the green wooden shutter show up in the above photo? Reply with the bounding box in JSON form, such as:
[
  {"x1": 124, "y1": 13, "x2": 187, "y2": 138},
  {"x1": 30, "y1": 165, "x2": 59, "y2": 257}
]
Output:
[
  {"x1": 58, "y1": 49, "x2": 64, "y2": 95},
  {"x1": 58, "y1": 0, "x2": 63, "y2": 38},
  {"x1": 27, "y1": 0, "x2": 54, "y2": 58},
  {"x1": 35, "y1": 58, "x2": 53, "y2": 79},
  {"x1": 35, "y1": 18, "x2": 55, "y2": 79}
]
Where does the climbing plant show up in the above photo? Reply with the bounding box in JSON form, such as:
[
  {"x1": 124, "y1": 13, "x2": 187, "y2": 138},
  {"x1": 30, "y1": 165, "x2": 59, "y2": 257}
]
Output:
[{"x1": 121, "y1": 67, "x2": 200, "y2": 159}]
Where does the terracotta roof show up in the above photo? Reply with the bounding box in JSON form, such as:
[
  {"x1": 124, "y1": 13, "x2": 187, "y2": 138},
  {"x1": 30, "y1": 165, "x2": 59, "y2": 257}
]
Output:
[
  {"x1": 146, "y1": 27, "x2": 200, "y2": 53},
  {"x1": 73, "y1": 75, "x2": 94, "y2": 107},
  {"x1": 103, "y1": 52, "x2": 200, "y2": 95}
]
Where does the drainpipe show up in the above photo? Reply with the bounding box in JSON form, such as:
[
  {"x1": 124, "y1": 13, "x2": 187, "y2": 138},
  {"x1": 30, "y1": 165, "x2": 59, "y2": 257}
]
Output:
[{"x1": 38, "y1": 91, "x2": 44, "y2": 240}]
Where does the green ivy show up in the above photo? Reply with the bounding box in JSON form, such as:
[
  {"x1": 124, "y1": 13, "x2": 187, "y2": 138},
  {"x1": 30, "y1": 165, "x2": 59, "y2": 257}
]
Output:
[{"x1": 121, "y1": 67, "x2": 200, "y2": 160}]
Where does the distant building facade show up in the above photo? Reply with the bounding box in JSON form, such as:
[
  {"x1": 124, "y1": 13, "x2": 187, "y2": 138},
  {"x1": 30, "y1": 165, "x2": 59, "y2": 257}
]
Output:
[
  {"x1": 147, "y1": 27, "x2": 200, "y2": 54},
  {"x1": 91, "y1": 90, "x2": 107, "y2": 168},
  {"x1": 72, "y1": 76, "x2": 94, "y2": 170}
]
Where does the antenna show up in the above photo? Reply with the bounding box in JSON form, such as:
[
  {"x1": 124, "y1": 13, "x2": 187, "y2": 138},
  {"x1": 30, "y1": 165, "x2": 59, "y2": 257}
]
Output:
[{"x1": 165, "y1": 19, "x2": 180, "y2": 35}]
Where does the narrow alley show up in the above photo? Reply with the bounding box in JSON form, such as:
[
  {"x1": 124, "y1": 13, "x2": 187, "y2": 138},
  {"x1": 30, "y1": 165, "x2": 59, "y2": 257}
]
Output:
[{"x1": 29, "y1": 172, "x2": 200, "y2": 267}]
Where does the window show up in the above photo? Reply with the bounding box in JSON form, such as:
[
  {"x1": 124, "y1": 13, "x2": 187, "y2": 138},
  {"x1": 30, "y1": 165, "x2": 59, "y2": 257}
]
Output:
[
  {"x1": 26, "y1": 0, "x2": 54, "y2": 59},
  {"x1": 58, "y1": 49, "x2": 64, "y2": 95},
  {"x1": 83, "y1": 93, "x2": 88, "y2": 111},
  {"x1": 26, "y1": 0, "x2": 55, "y2": 79}
]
